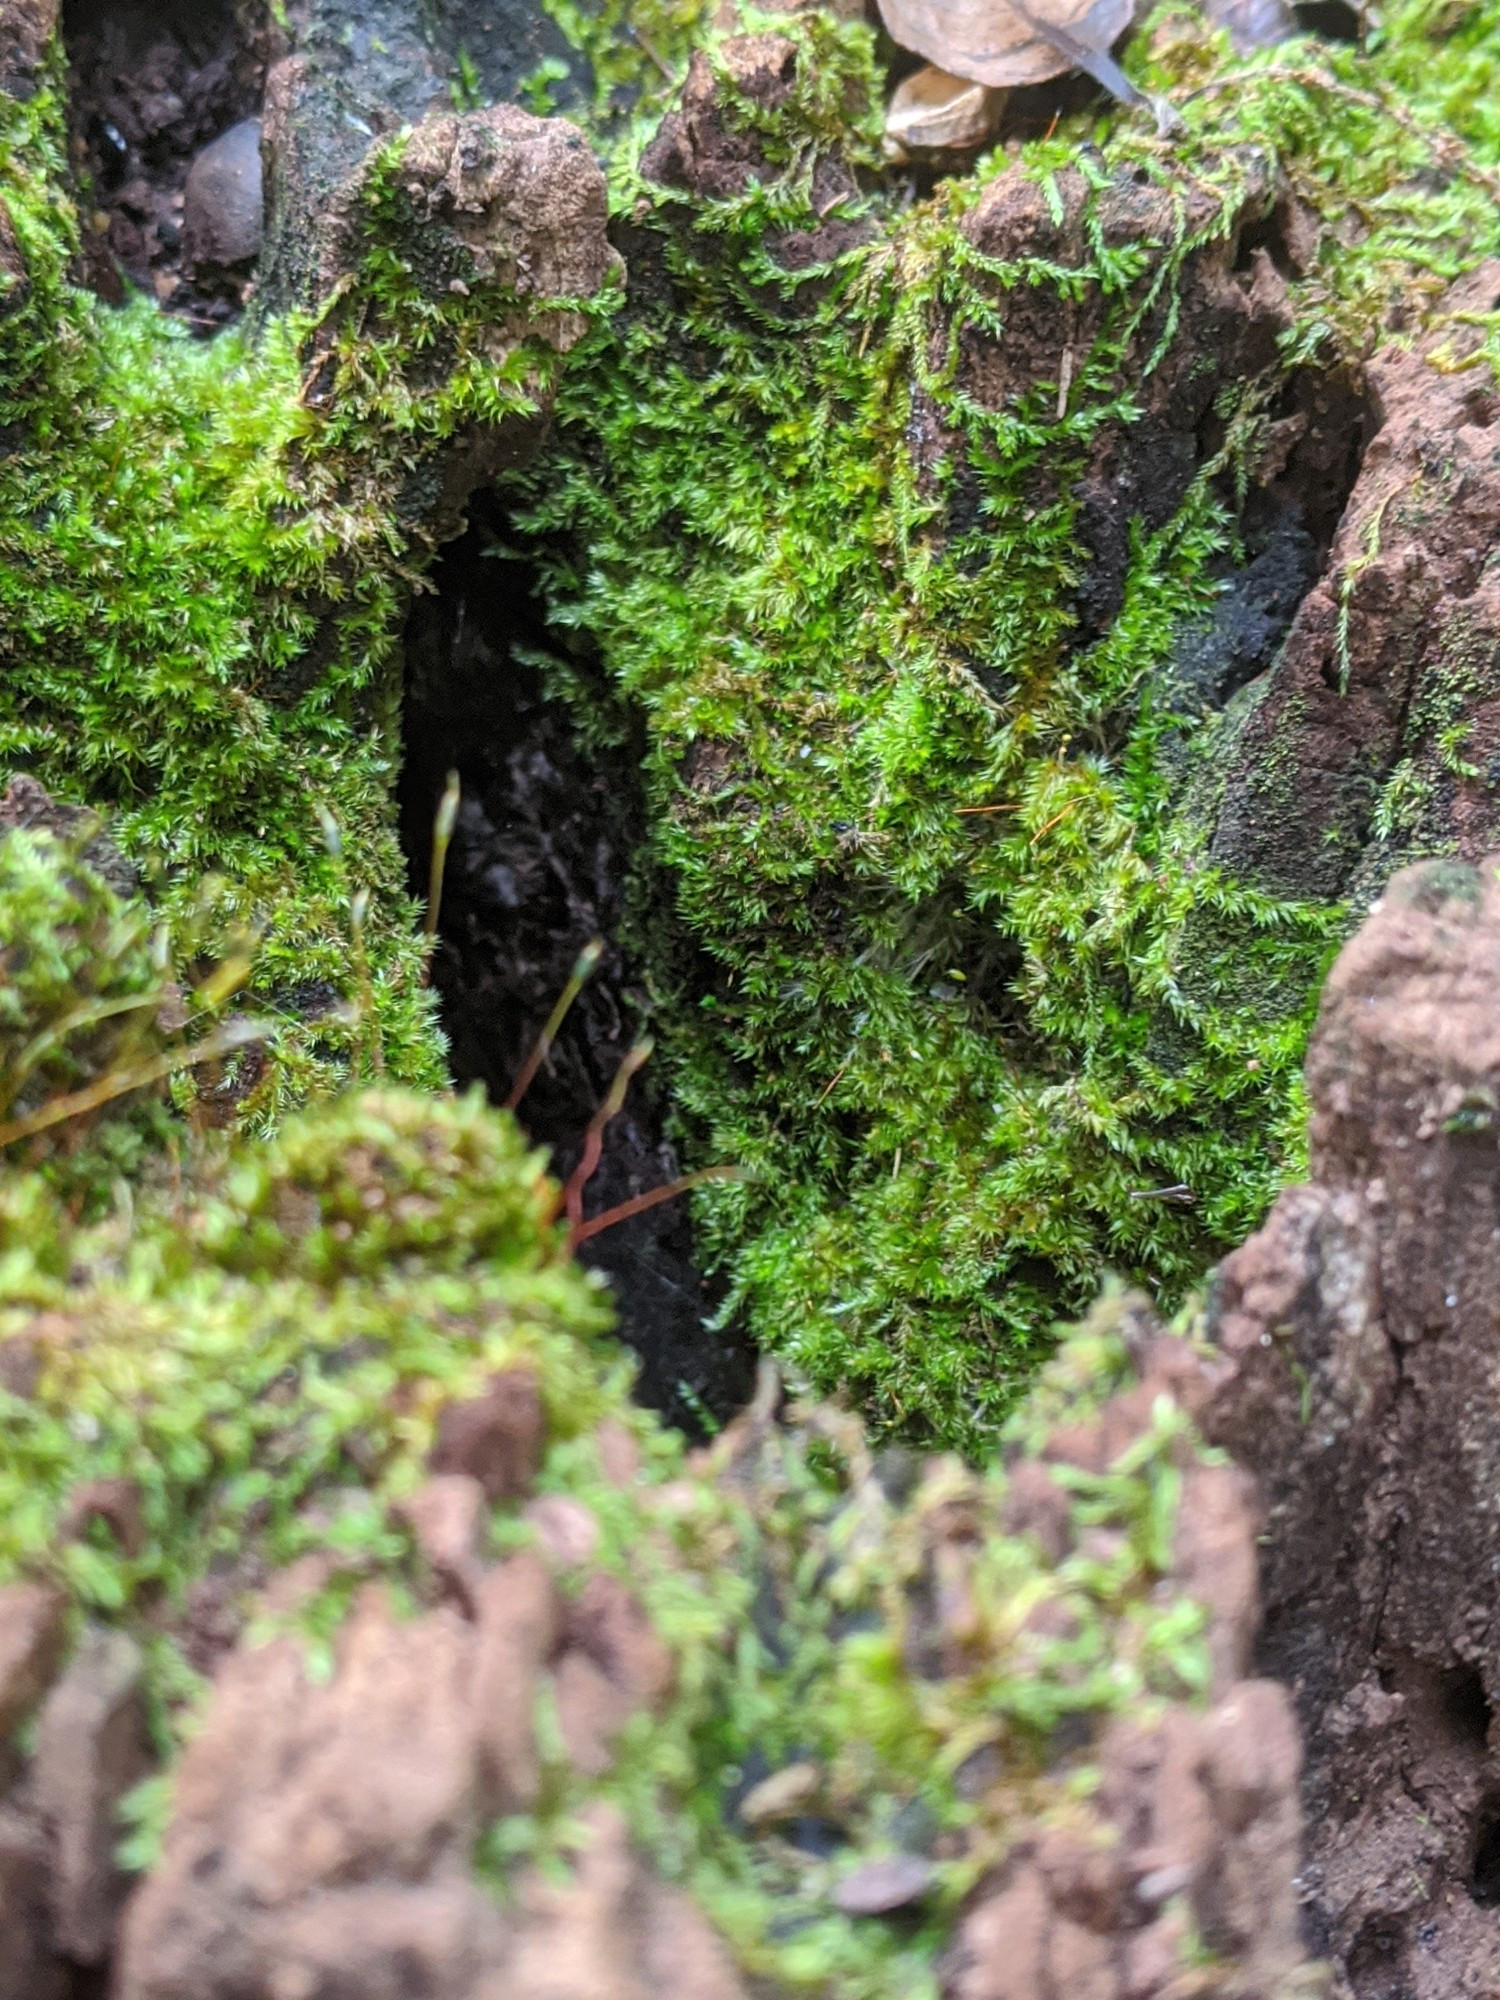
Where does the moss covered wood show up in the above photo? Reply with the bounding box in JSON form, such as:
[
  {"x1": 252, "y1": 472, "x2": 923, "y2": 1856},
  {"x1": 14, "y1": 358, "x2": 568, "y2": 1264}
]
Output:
[{"x1": 2, "y1": 0, "x2": 1500, "y2": 1441}]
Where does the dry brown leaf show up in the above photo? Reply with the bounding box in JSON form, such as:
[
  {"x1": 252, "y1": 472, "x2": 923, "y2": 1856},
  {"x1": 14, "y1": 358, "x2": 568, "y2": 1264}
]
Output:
[
  {"x1": 876, "y1": 0, "x2": 1135, "y2": 89},
  {"x1": 883, "y1": 63, "x2": 1008, "y2": 155}
]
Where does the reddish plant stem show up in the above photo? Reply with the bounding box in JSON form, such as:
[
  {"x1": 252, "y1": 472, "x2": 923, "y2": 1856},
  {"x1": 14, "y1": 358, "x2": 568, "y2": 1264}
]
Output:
[
  {"x1": 562, "y1": 1037, "x2": 654, "y2": 1232},
  {"x1": 570, "y1": 1164, "x2": 745, "y2": 1248}
]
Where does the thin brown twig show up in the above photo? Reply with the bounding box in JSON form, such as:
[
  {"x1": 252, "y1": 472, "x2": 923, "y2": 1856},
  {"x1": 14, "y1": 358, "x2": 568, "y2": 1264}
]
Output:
[
  {"x1": 1030, "y1": 800, "x2": 1080, "y2": 844},
  {"x1": 815, "y1": 1061, "x2": 850, "y2": 1107},
  {"x1": 625, "y1": 20, "x2": 674, "y2": 80},
  {"x1": 571, "y1": 1165, "x2": 746, "y2": 1247},
  {"x1": 0, "y1": 1019, "x2": 273, "y2": 1151},
  {"x1": 562, "y1": 1038, "x2": 654, "y2": 1234}
]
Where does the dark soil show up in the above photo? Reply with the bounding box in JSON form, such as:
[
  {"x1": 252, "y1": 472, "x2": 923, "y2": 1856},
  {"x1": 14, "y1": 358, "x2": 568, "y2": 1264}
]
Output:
[
  {"x1": 398, "y1": 495, "x2": 757, "y2": 1435},
  {"x1": 62, "y1": 0, "x2": 271, "y2": 327}
]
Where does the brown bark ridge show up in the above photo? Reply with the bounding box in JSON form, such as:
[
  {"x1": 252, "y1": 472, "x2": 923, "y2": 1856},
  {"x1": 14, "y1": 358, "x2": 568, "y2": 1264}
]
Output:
[
  {"x1": 1204, "y1": 853, "x2": 1500, "y2": 1997},
  {"x1": 1208, "y1": 263, "x2": 1500, "y2": 904},
  {"x1": 256, "y1": 0, "x2": 585, "y2": 321},
  {"x1": 112, "y1": 1579, "x2": 723, "y2": 2000}
]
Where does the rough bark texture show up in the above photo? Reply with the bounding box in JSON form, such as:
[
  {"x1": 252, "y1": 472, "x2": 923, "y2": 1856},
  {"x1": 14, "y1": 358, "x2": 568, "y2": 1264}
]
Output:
[
  {"x1": 109, "y1": 1546, "x2": 703, "y2": 2000},
  {"x1": 1208, "y1": 264, "x2": 1500, "y2": 905},
  {"x1": 950, "y1": 161, "x2": 1363, "y2": 652},
  {"x1": 1204, "y1": 854, "x2": 1500, "y2": 1998},
  {"x1": 941, "y1": 1336, "x2": 1313, "y2": 2000},
  {"x1": 258, "y1": 0, "x2": 584, "y2": 318}
]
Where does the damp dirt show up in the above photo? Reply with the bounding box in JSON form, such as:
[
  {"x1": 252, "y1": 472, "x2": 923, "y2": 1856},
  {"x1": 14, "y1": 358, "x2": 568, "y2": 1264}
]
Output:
[
  {"x1": 62, "y1": 0, "x2": 271, "y2": 328},
  {"x1": 398, "y1": 495, "x2": 758, "y2": 1436}
]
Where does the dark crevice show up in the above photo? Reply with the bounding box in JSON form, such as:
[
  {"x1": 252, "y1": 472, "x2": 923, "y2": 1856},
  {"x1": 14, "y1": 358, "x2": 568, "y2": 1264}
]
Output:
[
  {"x1": 1268, "y1": 365, "x2": 1372, "y2": 554},
  {"x1": 1344, "y1": 1918, "x2": 1412, "y2": 2000},
  {"x1": 1437, "y1": 1662, "x2": 1492, "y2": 1752},
  {"x1": 1157, "y1": 365, "x2": 1369, "y2": 724},
  {"x1": 1474, "y1": 1798, "x2": 1500, "y2": 1906},
  {"x1": 1233, "y1": 209, "x2": 1297, "y2": 282},
  {"x1": 1164, "y1": 499, "x2": 1321, "y2": 716},
  {"x1": 1292, "y1": 0, "x2": 1364, "y2": 41},
  {"x1": 398, "y1": 493, "x2": 756, "y2": 1435}
]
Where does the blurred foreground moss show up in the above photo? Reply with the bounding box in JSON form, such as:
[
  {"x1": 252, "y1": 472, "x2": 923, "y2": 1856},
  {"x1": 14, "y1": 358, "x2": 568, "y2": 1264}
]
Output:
[{"x1": 0, "y1": 831, "x2": 1225, "y2": 1998}]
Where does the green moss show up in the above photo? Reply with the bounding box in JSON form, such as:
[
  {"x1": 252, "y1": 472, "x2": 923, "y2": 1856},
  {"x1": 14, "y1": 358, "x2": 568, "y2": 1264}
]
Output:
[
  {"x1": 543, "y1": 0, "x2": 715, "y2": 118},
  {"x1": 0, "y1": 827, "x2": 167, "y2": 1184},
  {"x1": 1367, "y1": 600, "x2": 1496, "y2": 864},
  {"x1": 0, "y1": 841, "x2": 1230, "y2": 1993},
  {"x1": 0, "y1": 50, "x2": 621, "y2": 1125},
  {"x1": 490, "y1": 7, "x2": 1500, "y2": 1446},
  {"x1": 4, "y1": 1, "x2": 1500, "y2": 1454},
  {"x1": 0, "y1": 1097, "x2": 608, "y2": 1602}
]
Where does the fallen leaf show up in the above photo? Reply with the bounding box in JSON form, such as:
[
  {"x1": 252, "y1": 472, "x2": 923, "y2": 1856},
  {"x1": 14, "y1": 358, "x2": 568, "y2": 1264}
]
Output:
[
  {"x1": 883, "y1": 63, "x2": 1008, "y2": 157},
  {"x1": 876, "y1": 0, "x2": 1135, "y2": 90}
]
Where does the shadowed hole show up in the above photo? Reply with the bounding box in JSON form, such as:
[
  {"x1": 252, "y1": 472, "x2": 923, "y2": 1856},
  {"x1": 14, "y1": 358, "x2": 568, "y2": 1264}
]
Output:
[
  {"x1": 398, "y1": 492, "x2": 756, "y2": 1434},
  {"x1": 62, "y1": 0, "x2": 268, "y2": 325},
  {"x1": 1473, "y1": 1799, "x2": 1500, "y2": 1906}
]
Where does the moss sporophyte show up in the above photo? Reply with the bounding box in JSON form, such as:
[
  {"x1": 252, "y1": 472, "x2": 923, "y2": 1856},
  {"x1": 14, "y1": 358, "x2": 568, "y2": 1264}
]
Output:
[{"x1": 3, "y1": 1, "x2": 1500, "y2": 1451}]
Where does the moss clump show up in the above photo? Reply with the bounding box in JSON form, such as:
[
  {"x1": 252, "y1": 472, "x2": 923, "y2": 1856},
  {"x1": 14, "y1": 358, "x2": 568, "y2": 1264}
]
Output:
[
  {"x1": 490, "y1": 7, "x2": 1500, "y2": 1446},
  {"x1": 0, "y1": 839, "x2": 1240, "y2": 1995},
  {"x1": 0, "y1": 1088, "x2": 618, "y2": 1620},
  {"x1": 543, "y1": 0, "x2": 716, "y2": 119},
  {"x1": 0, "y1": 48, "x2": 623, "y2": 1124},
  {"x1": 0, "y1": 1152, "x2": 1223, "y2": 1994}
]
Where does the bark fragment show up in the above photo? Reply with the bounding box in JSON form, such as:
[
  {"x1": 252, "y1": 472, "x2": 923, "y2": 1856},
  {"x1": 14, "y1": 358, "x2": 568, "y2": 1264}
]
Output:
[{"x1": 1204, "y1": 854, "x2": 1500, "y2": 1996}]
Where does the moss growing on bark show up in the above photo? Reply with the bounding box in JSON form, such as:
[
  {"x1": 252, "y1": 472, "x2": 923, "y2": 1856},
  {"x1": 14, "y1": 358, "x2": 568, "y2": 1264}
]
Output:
[{"x1": 0, "y1": 45, "x2": 619, "y2": 1122}]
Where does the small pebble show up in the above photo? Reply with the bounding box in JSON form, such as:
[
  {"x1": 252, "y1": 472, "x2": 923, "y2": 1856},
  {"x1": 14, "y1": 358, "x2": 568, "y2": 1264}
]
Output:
[
  {"x1": 832, "y1": 1853, "x2": 936, "y2": 1917},
  {"x1": 184, "y1": 118, "x2": 263, "y2": 269},
  {"x1": 740, "y1": 1760, "x2": 821, "y2": 1829},
  {"x1": 1135, "y1": 1862, "x2": 1194, "y2": 1910}
]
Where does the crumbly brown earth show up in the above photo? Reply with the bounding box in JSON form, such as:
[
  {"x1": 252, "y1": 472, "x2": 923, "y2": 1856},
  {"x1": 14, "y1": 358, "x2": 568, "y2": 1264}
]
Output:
[
  {"x1": 2, "y1": 1325, "x2": 1317, "y2": 2000},
  {"x1": 1203, "y1": 855, "x2": 1500, "y2": 1999}
]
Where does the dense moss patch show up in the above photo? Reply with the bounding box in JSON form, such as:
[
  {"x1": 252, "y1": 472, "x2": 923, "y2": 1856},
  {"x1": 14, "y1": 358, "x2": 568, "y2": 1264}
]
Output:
[
  {"x1": 3, "y1": 3, "x2": 1500, "y2": 1447},
  {"x1": 498, "y1": 7, "x2": 1500, "y2": 1444},
  {"x1": 0, "y1": 42, "x2": 616, "y2": 1122},
  {"x1": 0, "y1": 833, "x2": 1229, "y2": 1997}
]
